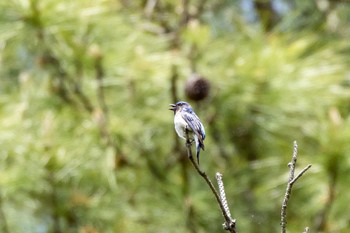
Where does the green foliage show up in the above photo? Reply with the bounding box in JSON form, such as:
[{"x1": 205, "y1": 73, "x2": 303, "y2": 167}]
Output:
[{"x1": 1, "y1": 0, "x2": 350, "y2": 232}]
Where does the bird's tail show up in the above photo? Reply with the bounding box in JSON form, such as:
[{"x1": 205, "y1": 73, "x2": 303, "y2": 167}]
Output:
[{"x1": 195, "y1": 137, "x2": 205, "y2": 165}]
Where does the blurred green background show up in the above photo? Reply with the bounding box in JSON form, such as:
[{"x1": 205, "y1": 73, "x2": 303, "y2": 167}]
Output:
[{"x1": 1, "y1": 0, "x2": 350, "y2": 232}]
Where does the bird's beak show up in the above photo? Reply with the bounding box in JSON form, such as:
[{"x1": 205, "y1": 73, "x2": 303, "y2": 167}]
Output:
[{"x1": 169, "y1": 104, "x2": 176, "y2": 111}]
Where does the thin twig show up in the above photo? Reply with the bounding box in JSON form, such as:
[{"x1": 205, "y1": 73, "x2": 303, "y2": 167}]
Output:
[
  {"x1": 216, "y1": 172, "x2": 236, "y2": 231},
  {"x1": 185, "y1": 131, "x2": 237, "y2": 233},
  {"x1": 290, "y1": 164, "x2": 312, "y2": 185},
  {"x1": 216, "y1": 173, "x2": 232, "y2": 219},
  {"x1": 280, "y1": 141, "x2": 312, "y2": 233}
]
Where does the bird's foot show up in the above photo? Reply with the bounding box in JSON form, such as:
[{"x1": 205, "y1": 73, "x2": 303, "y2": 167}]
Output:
[{"x1": 186, "y1": 139, "x2": 194, "y2": 148}]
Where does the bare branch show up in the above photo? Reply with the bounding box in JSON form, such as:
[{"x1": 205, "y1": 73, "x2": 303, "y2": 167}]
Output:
[
  {"x1": 216, "y1": 172, "x2": 236, "y2": 231},
  {"x1": 185, "y1": 131, "x2": 237, "y2": 233},
  {"x1": 281, "y1": 141, "x2": 312, "y2": 233}
]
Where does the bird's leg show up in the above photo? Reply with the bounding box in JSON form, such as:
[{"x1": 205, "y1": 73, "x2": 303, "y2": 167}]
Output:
[
  {"x1": 185, "y1": 128, "x2": 194, "y2": 146},
  {"x1": 187, "y1": 139, "x2": 194, "y2": 145},
  {"x1": 185, "y1": 129, "x2": 193, "y2": 159},
  {"x1": 185, "y1": 134, "x2": 192, "y2": 147}
]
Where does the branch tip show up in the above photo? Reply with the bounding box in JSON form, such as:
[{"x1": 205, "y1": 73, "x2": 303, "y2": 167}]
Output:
[{"x1": 281, "y1": 141, "x2": 311, "y2": 233}]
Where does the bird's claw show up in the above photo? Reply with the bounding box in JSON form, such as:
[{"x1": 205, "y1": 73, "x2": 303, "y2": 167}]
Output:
[{"x1": 186, "y1": 139, "x2": 194, "y2": 147}]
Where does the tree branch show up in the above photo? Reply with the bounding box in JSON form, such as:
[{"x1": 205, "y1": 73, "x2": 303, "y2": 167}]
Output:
[
  {"x1": 216, "y1": 172, "x2": 236, "y2": 231},
  {"x1": 280, "y1": 141, "x2": 312, "y2": 233},
  {"x1": 185, "y1": 131, "x2": 237, "y2": 233}
]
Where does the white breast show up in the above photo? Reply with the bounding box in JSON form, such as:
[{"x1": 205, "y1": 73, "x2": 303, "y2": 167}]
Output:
[{"x1": 174, "y1": 113, "x2": 191, "y2": 140}]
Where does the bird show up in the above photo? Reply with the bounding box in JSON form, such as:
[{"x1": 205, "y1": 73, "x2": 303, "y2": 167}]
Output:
[{"x1": 169, "y1": 101, "x2": 205, "y2": 165}]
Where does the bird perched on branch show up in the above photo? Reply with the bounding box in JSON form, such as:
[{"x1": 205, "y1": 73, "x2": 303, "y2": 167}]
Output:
[{"x1": 169, "y1": 101, "x2": 206, "y2": 165}]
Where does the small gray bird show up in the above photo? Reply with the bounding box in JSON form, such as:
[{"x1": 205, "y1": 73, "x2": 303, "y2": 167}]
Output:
[{"x1": 169, "y1": 101, "x2": 206, "y2": 165}]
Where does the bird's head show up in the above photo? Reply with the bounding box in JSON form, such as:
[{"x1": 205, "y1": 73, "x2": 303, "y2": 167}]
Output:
[{"x1": 169, "y1": 101, "x2": 191, "y2": 113}]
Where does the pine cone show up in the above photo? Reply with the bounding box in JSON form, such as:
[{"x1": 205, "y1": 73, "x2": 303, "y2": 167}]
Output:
[{"x1": 185, "y1": 74, "x2": 210, "y2": 101}]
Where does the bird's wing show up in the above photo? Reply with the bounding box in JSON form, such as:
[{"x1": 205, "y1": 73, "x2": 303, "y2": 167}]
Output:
[{"x1": 181, "y1": 111, "x2": 205, "y2": 141}]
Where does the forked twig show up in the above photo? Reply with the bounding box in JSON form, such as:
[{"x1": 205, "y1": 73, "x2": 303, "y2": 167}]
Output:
[{"x1": 280, "y1": 141, "x2": 312, "y2": 233}]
